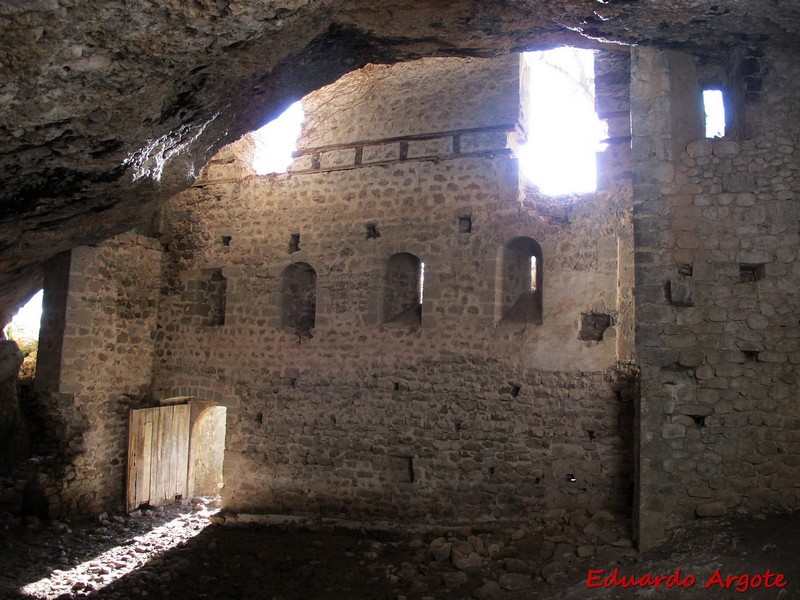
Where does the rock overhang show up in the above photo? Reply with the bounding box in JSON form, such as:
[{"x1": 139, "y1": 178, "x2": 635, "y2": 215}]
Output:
[{"x1": 1, "y1": 0, "x2": 800, "y2": 320}]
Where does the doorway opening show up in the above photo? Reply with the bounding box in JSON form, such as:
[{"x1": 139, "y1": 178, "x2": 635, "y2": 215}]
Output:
[{"x1": 127, "y1": 399, "x2": 227, "y2": 511}]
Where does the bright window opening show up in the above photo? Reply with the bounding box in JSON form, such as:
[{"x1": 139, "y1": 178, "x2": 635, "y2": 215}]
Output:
[
  {"x1": 518, "y1": 48, "x2": 607, "y2": 195},
  {"x1": 703, "y1": 89, "x2": 726, "y2": 138},
  {"x1": 530, "y1": 256, "x2": 538, "y2": 291},
  {"x1": 419, "y1": 262, "x2": 426, "y2": 304},
  {"x1": 251, "y1": 101, "x2": 304, "y2": 175},
  {"x1": 4, "y1": 289, "x2": 43, "y2": 342},
  {"x1": 4, "y1": 289, "x2": 43, "y2": 379}
]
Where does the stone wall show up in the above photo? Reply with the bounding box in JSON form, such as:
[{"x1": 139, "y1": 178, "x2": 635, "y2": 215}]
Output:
[
  {"x1": 34, "y1": 234, "x2": 162, "y2": 516},
  {"x1": 21, "y1": 39, "x2": 800, "y2": 547},
  {"x1": 297, "y1": 57, "x2": 520, "y2": 150},
  {"x1": 153, "y1": 53, "x2": 636, "y2": 524},
  {"x1": 632, "y1": 46, "x2": 800, "y2": 547}
]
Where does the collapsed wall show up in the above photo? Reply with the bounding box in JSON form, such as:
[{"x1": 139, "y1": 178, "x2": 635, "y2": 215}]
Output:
[{"x1": 153, "y1": 53, "x2": 636, "y2": 523}]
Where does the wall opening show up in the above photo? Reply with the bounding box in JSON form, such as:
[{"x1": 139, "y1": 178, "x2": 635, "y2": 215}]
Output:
[
  {"x1": 251, "y1": 101, "x2": 304, "y2": 175},
  {"x1": 496, "y1": 237, "x2": 543, "y2": 325},
  {"x1": 4, "y1": 289, "x2": 43, "y2": 379},
  {"x1": 280, "y1": 262, "x2": 317, "y2": 334},
  {"x1": 384, "y1": 253, "x2": 423, "y2": 326},
  {"x1": 518, "y1": 48, "x2": 608, "y2": 195},
  {"x1": 188, "y1": 403, "x2": 227, "y2": 498},
  {"x1": 703, "y1": 89, "x2": 726, "y2": 138},
  {"x1": 203, "y1": 269, "x2": 227, "y2": 326},
  {"x1": 127, "y1": 400, "x2": 227, "y2": 511}
]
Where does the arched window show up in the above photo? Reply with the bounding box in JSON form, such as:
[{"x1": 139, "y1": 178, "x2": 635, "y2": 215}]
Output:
[
  {"x1": 281, "y1": 262, "x2": 316, "y2": 334},
  {"x1": 496, "y1": 237, "x2": 543, "y2": 325},
  {"x1": 384, "y1": 253, "x2": 423, "y2": 326}
]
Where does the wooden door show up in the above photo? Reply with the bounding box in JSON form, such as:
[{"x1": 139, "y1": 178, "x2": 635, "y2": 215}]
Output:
[{"x1": 126, "y1": 404, "x2": 191, "y2": 512}]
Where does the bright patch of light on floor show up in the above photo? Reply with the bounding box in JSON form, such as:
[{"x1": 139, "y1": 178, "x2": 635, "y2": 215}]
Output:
[
  {"x1": 518, "y1": 48, "x2": 608, "y2": 196},
  {"x1": 703, "y1": 89, "x2": 726, "y2": 138},
  {"x1": 5, "y1": 289, "x2": 43, "y2": 342},
  {"x1": 18, "y1": 512, "x2": 214, "y2": 598},
  {"x1": 251, "y1": 101, "x2": 304, "y2": 175}
]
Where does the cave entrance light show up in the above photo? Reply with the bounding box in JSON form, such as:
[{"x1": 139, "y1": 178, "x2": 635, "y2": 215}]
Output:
[
  {"x1": 5, "y1": 289, "x2": 43, "y2": 343},
  {"x1": 251, "y1": 101, "x2": 304, "y2": 175}
]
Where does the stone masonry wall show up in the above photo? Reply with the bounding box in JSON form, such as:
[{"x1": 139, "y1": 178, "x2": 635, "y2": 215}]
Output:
[
  {"x1": 632, "y1": 46, "x2": 800, "y2": 547},
  {"x1": 35, "y1": 233, "x2": 162, "y2": 516},
  {"x1": 153, "y1": 54, "x2": 636, "y2": 524}
]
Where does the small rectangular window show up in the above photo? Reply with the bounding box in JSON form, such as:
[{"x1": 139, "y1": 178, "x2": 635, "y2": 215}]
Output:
[
  {"x1": 419, "y1": 262, "x2": 425, "y2": 304},
  {"x1": 703, "y1": 89, "x2": 725, "y2": 138}
]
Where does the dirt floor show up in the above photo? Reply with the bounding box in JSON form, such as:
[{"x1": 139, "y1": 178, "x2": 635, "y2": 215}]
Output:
[{"x1": 0, "y1": 501, "x2": 797, "y2": 600}]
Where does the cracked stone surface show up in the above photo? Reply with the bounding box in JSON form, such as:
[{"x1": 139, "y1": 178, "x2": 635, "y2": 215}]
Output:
[{"x1": 1, "y1": 1, "x2": 800, "y2": 318}]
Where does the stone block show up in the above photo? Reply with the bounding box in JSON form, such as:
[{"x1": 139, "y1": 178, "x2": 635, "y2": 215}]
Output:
[
  {"x1": 407, "y1": 137, "x2": 453, "y2": 158},
  {"x1": 696, "y1": 502, "x2": 726, "y2": 517},
  {"x1": 362, "y1": 143, "x2": 400, "y2": 163},
  {"x1": 473, "y1": 580, "x2": 503, "y2": 600},
  {"x1": 453, "y1": 552, "x2": 483, "y2": 570},
  {"x1": 460, "y1": 131, "x2": 509, "y2": 153},
  {"x1": 686, "y1": 140, "x2": 712, "y2": 158},
  {"x1": 288, "y1": 154, "x2": 315, "y2": 171},
  {"x1": 319, "y1": 148, "x2": 356, "y2": 169},
  {"x1": 441, "y1": 571, "x2": 468, "y2": 588},
  {"x1": 722, "y1": 173, "x2": 755, "y2": 192},
  {"x1": 661, "y1": 423, "x2": 686, "y2": 439},
  {"x1": 499, "y1": 573, "x2": 531, "y2": 590},
  {"x1": 712, "y1": 140, "x2": 739, "y2": 156},
  {"x1": 428, "y1": 537, "x2": 451, "y2": 562}
]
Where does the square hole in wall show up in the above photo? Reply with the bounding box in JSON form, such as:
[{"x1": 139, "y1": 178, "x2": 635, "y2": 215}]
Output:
[
  {"x1": 288, "y1": 233, "x2": 301, "y2": 253},
  {"x1": 743, "y1": 350, "x2": 761, "y2": 362},
  {"x1": 579, "y1": 313, "x2": 612, "y2": 341},
  {"x1": 739, "y1": 263, "x2": 765, "y2": 282},
  {"x1": 458, "y1": 215, "x2": 472, "y2": 234},
  {"x1": 385, "y1": 455, "x2": 414, "y2": 483},
  {"x1": 221, "y1": 236, "x2": 232, "y2": 247},
  {"x1": 365, "y1": 223, "x2": 380, "y2": 239}
]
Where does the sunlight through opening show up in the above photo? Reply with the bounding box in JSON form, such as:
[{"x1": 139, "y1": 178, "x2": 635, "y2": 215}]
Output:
[
  {"x1": 518, "y1": 48, "x2": 607, "y2": 196},
  {"x1": 19, "y1": 512, "x2": 214, "y2": 598},
  {"x1": 251, "y1": 101, "x2": 304, "y2": 175},
  {"x1": 419, "y1": 262, "x2": 425, "y2": 304},
  {"x1": 703, "y1": 89, "x2": 726, "y2": 138},
  {"x1": 5, "y1": 289, "x2": 43, "y2": 342}
]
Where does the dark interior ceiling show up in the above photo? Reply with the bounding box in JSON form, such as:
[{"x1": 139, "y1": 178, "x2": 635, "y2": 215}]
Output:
[{"x1": 1, "y1": 0, "x2": 799, "y2": 322}]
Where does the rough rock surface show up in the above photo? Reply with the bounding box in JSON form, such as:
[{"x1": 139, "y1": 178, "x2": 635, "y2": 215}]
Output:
[{"x1": 2, "y1": 1, "x2": 800, "y2": 318}]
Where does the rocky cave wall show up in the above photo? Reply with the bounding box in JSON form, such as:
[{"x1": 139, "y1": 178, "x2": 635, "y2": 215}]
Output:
[
  {"x1": 632, "y1": 45, "x2": 800, "y2": 547},
  {"x1": 150, "y1": 53, "x2": 637, "y2": 523}
]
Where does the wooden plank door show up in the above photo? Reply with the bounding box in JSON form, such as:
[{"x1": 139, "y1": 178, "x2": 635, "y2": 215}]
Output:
[{"x1": 127, "y1": 404, "x2": 191, "y2": 511}]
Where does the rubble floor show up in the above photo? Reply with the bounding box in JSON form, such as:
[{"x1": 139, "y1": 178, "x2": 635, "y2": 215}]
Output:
[{"x1": 0, "y1": 502, "x2": 797, "y2": 599}]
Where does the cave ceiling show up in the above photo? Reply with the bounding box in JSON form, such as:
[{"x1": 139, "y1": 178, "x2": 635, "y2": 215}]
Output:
[{"x1": 1, "y1": 0, "x2": 799, "y2": 319}]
